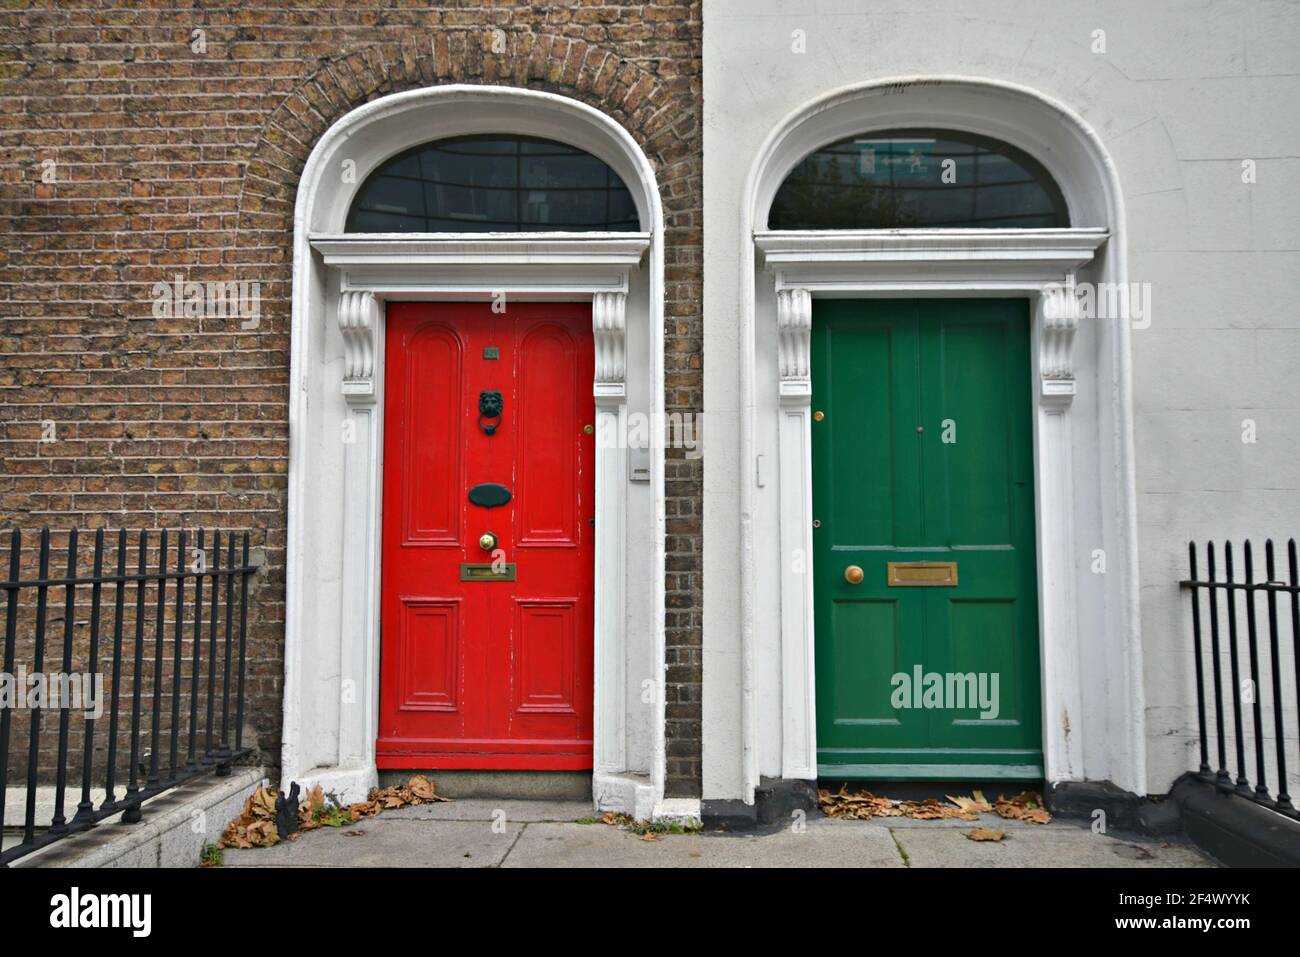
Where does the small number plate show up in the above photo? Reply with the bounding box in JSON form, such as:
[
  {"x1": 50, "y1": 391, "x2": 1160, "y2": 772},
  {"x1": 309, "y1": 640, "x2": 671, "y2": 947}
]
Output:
[
  {"x1": 887, "y1": 561, "x2": 958, "y2": 587},
  {"x1": 460, "y1": 562, "x2": 516, "y2": 582},
  {"x1": 483, "y1": 347, "x2": 500, "y2": 360}
]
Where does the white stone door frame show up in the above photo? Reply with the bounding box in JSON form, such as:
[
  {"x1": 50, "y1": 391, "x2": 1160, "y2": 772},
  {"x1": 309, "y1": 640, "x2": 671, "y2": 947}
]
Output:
[
  {"x1": 731, "y1": 76, "x2": 1146, "y2": 803},
  {"x1": 312, "y1": 234, "x2": 646, "y2": 794},
  {"x1": 756, "y1": 228, "x2": 1106, "y2": 786},
  {"x1": 282, "y1": 87, "x2": 666, "y2": 816}
]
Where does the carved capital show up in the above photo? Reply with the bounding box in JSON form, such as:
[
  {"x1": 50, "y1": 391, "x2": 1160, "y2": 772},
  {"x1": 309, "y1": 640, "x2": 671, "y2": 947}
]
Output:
[
  {"x1": 593, "y1": 289, "x2": 627, "y2": 403},
  {"x1": 1037, "y1": 281, "x2": 1079, "y2": 407},
  {"x1": 777, "y1": 286, "x2": 812, "y2": 399},
  {"x1": 338, "y1": 289, "x2": 380, "y2": 403}
]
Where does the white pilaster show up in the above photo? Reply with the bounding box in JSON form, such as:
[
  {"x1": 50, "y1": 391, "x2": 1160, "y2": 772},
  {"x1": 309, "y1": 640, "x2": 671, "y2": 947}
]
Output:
[
  {"x1": 776, "y1": 287, "x2": 818, "y2": 779},
  {"x1": 592, "y1": 289, "x2": 628, "y2": 780},
  {"x1": 336, "y1": 290, "x2": 383, "y2": 785},
  {"x1": 1034, "y1": 286, "x2": 1083, "y2": 782}
]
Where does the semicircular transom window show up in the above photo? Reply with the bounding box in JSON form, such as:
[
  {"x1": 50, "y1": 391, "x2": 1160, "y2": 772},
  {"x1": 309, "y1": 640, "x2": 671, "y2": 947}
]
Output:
[
  {"x1": 769, "y1": 129, "x2": 1069, "y2": 229},
  {"x1": 346, "y1": 134, "x2": 640, "y2": 233}
]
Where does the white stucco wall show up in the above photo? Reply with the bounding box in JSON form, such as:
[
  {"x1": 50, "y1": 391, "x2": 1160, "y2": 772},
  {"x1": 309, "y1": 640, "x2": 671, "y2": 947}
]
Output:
[{"x1": 703, "y1": 0, "x2": 1300, "y2": 799}]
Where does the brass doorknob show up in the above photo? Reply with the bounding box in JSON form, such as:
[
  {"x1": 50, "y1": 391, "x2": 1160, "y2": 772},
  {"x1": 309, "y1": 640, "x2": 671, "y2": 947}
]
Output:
[
  {"x1": 844, "y1": 564, "x2": 864, "y2": 585},
  {"x1": 478, "y1": 532, "x2": 497, "y2": 551}
]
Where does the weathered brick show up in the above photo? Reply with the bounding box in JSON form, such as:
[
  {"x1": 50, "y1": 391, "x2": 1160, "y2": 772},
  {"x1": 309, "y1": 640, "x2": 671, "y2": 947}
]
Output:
[{"x1": 0, "y1": 3, "x2": 704, "y2": 797}]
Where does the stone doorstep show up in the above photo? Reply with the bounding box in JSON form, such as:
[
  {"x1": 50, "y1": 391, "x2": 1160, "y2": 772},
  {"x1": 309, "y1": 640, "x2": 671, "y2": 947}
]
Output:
[
  {"x1": 652, "y1": 797, "x2": 702, "y2": 826},
  {"x1": 12, "y1": 766, "x2": 266, "y2": 868}
]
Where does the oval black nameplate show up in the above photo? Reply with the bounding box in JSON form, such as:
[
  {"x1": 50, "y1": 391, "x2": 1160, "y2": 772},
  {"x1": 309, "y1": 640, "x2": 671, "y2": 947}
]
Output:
[{"x1": 468, "y1": 483, "x2": 512, "y2": 508}]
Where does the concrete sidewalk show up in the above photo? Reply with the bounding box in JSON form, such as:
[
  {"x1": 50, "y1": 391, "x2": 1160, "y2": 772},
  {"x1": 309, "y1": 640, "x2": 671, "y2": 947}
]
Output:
[{"x1": 218, "y1": 799, "x2": 1214, "y2": 868}]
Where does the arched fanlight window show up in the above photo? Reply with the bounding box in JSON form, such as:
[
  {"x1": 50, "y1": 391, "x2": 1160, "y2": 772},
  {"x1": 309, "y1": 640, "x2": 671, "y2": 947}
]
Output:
[
  {"x1": 346, "y1": 134, "x2": 640, "y2": 232},
  {"x1": 769, "y1": 129, "x2": 1069, "y2": 229}
]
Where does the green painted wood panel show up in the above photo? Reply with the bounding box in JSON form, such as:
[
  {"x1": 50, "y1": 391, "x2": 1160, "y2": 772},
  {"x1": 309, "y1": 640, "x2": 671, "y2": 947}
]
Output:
[{"x1": 812, "y1": 299, "x2": 1042, "y2": 779}]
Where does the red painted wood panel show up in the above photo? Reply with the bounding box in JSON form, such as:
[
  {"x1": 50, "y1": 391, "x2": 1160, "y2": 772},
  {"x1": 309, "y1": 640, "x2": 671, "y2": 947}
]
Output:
[
  {"x1": 401, "y1": 325, "x2": 462, "y2": 545},
  {"x1": 377, "y1": 302, "x2": 595, "y2": 769}
]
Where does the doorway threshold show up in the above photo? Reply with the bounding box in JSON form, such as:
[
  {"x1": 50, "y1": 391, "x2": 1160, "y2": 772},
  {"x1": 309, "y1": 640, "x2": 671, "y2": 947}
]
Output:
[
  {"x1": 818, "y1": 762, "x2": 1044, "y2": 781},
  {"x1": 378, "y1": 769, "x2": 591, "y2": 802}
]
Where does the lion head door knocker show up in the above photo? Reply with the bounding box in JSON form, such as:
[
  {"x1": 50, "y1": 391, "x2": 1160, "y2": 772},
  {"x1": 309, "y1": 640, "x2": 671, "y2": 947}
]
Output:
[{"x1": 478, "y1": 390, "x2": 504, "y2": 436}]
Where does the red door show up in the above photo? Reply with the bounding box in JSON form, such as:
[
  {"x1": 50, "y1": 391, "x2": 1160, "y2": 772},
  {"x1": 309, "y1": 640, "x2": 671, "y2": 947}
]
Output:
[{"x1": 377, "y1": 302, "x2": 595, "y2": 769}]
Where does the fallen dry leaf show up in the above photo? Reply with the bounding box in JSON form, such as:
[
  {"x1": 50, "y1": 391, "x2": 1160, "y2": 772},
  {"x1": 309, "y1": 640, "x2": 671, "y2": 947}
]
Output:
[
  {"x1": 993, "y1": 791, "x2": 1052, "y2": 825},
  {"x1": 220, "y1": 775, "x2": 453, "y2": 851},
  {"x1": 818, "y1": 785, "x2": 987, "y2": 822},
  {"x1": 250, "y1": 786, "x2": 276, "y2": 818},
  {"x1": 407, "y1": 774, "x2": 450, "y2": 803},
  {"x1": 297, "y1": 783, "x2": 326, "y2": 831},
  {"x1": 947, "y1": 794, "x2": 993, "y2": 815},
  {"x1": 218, "y1": 786, "x2": 282, "y2": 849},
  {"x1": 219, "y1": 816, "x2": 278, "y2": 849},
  {"x1": 965, "y1": 827, "x2": 1006, "y2": 842},
  {"x1": 303, "y1": 783, "x2": 325, "y2": 813}
]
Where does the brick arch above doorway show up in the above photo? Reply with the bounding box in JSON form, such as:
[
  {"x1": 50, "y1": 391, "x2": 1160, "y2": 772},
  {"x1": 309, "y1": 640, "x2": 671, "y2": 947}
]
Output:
[{"x1": 233, "y1": 34, "x2": 695, "y2": 248}]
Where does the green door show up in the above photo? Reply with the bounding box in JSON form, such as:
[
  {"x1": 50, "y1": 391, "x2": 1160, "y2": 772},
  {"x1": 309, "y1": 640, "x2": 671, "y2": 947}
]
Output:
[{"x1": 812, "y1": 298, "x2": 1043, "y2": 780}]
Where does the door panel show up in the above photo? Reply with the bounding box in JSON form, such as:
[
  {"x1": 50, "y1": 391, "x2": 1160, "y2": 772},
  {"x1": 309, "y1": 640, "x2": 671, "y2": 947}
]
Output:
[
  {"x1": 828, "y1": 600, "x2": 911, "y2": 728},
  {"x1": 397, "y1": 598, "x2": 460, "y2": 712},
  {"x1": 516, "y1": 323, "x2": 581, "y2": 546},
  {"x1": 813, "y1": 298, "x2": 1042, "y2": 779},
  {"x1": 514, "y1": 600, "x2": 579, "y2": 715},
  {"x1": 925, "y1": 308, "x2": 1017, "y2": 544},
  {"x1": 823, "y1": 321, "x2": 902, "y2": 546},
  {"x1": 378, "y1": 302, "x2": 595, "y2": 769},
  {"x1": 401, "y1": 325, "x2": 463, "y2": 545}
]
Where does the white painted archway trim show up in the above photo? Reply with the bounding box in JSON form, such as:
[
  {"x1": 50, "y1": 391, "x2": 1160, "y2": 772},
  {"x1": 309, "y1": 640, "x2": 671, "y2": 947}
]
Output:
[
  {"x1": 736, "y1": 77, "x2": 1145, "y2": 802},
  {"x1": 282, "y1": 86, "x2": 666, "y2": 818}
]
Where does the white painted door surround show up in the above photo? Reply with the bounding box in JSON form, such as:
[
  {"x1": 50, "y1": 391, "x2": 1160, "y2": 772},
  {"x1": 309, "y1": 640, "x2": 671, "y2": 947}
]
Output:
[
  {"x1": 281, "y1": 86, "x2": 667, "y2": 819},
  {"x1": 726, "y1": 77, "x2": 1146, "y2": 804}
]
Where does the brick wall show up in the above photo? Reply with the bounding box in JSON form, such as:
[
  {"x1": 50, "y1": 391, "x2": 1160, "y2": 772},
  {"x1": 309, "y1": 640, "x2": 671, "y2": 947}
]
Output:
[{"x1": 0, "y1": 2, "x2": 703, "y2": 796}]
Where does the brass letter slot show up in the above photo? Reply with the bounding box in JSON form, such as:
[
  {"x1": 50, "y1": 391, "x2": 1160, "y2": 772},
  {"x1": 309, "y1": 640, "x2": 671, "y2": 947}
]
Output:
[
  {"x1": 460, "y1": 562, "x2": 516, "y2": 582},
  {"x1": 887, "y1": 561, "x2": 958, "y2": 587}
]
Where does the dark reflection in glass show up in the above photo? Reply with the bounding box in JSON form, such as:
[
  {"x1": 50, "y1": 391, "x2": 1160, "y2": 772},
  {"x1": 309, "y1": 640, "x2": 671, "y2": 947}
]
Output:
[
  {"x1": 346, "y1": 135, "x2": 640, "y2": 232},
  {"x1": 769, "y1": 129, "x2": 1069, "y2": 229}
]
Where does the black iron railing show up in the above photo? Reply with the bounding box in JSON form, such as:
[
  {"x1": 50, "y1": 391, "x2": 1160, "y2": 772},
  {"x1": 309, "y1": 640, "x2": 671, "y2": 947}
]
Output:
[
  {"x1": 1182, "y1": 539, "x2": 1300, "y2": 819},
  {"x1": 0, "y1": 527, "x2": 256, "y2": 866}
]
